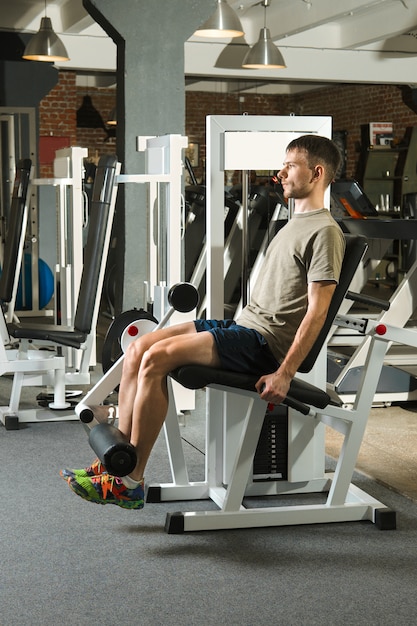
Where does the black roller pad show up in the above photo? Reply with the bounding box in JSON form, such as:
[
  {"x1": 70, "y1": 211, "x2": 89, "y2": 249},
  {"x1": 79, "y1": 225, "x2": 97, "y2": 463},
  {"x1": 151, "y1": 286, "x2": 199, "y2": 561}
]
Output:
[
  {"x1": 168, "y1": 283, "x2": 199, "y2": 313},
  {"x1": 88, "y1": 423, "x2": 137, "y2": 477}
]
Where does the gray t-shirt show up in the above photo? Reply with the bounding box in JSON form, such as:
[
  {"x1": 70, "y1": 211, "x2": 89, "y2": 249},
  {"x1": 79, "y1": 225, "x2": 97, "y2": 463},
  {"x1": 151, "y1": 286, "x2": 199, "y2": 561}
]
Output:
[{"x1": 236, "y1": 208, "x2": 345, "y2": 363}]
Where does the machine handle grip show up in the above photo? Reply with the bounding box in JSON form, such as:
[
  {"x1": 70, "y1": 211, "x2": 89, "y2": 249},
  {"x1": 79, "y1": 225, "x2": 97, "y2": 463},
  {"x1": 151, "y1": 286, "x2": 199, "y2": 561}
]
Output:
[
  {"x1": 346, "y1": 290, "x2": 390, "y2": 311},
  {"x1": 260, "y1": 382, "x2": 310, "y2": 415},
  {"x1": 283, "y1": 395, "x2": 310, "y2": 415}
]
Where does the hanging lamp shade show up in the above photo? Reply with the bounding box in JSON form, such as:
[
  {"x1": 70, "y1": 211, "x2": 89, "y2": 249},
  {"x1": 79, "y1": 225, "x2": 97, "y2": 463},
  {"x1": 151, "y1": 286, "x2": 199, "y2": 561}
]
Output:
[
  {"x1": 23, "y1": 16, "x2": 69, "y2": 62},
  {"x1": 242, "y1": 27, "x2": 286, "y2": 69},
  {"x1": 76, "y1": 95, "x2": 105, "y2": 129},
  {"x1": 107, "y1": 108, "x2": 117, "y2": 126},
  {"x1": 194, "y1": 0, "x2": 244, "y2": 38}
]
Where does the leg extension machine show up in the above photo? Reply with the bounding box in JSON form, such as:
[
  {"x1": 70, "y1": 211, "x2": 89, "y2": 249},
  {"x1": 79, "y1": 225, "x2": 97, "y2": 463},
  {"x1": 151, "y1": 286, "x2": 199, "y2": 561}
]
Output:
[{"x1": 147, "y1": 235, "x2": 398, "y2": 533}]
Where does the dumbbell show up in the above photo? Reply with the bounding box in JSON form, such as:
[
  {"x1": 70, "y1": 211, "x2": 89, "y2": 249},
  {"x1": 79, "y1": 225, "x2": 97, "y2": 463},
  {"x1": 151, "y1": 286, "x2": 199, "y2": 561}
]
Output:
[{"x1": 77, "y1": 282, "x2": 199, "y2": 477}]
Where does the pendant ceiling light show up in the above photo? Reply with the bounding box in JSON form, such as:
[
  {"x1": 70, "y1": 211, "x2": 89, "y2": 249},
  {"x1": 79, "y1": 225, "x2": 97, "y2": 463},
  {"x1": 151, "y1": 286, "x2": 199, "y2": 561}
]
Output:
[
  {"x1": 76, "y1": 95, "x2": 105, "y2": 129},
  {"x1": 194, "y1": 0, "x2": 244, "y2": 38},
  {"x1": 242, "y1": 0, "x2": 286, "y2": 69},
  {"x1": 23, "y1": 0, "x2": 69, "y2": 62},
  {"x1": 107, "y1": 108, "x2": 117, "y2": 126}
]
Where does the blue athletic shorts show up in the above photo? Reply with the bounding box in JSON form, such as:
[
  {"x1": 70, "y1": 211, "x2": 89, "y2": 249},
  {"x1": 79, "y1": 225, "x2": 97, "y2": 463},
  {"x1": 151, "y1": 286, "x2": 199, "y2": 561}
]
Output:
[{"x1": 194, "y1": 319, "x2": 279, "y2": 375}]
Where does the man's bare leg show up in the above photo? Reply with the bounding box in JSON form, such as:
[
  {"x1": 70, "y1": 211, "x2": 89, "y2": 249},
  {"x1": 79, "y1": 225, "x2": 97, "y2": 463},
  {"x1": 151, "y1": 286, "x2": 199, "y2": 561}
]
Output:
[
  {"x1": 125, "y1": 330, "x2": 221, "y2": 481},
  {"x1": 117, "y1": 321, "x2": 197, "y2": 440},
  {"x1": 63, "y1": 323, "x2": 220, "y2": 507}
]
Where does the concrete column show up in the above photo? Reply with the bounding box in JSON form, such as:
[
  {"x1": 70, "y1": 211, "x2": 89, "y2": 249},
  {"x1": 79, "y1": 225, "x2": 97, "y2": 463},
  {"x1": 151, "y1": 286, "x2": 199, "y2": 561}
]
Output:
[{"x1": 84, "y1": 0, "x2": 216, "y2": 312}]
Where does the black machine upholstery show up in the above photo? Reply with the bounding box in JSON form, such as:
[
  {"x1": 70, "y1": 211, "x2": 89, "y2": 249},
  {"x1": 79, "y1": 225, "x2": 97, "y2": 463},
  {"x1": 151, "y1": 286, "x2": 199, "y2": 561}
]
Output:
[
  {"x1": 9, "y1": 154, "x2": 118, "y2": 348},
  {"x1": 0, "y1": 158, "x2": 32, "y2": 304},
  {"x1": 171, "y1": 234, "x2": 368, "y2": 411}
]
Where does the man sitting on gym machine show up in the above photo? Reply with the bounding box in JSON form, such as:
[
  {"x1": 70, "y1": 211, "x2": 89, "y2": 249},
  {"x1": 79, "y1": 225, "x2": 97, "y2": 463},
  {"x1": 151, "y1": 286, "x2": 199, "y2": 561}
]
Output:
[{"x1": 62, "y1": 134, "x2": 345, "y2": 509}]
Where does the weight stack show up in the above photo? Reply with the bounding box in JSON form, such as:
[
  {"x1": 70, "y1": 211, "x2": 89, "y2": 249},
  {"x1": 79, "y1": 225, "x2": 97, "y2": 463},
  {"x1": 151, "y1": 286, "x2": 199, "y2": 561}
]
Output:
[{"x1": 253, "y1": 405, "x2": 288, "y2": 481}]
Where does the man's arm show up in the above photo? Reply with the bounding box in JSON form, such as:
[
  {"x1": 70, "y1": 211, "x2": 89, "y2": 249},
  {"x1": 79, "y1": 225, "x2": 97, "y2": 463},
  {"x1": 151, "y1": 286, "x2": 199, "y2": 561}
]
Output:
[{"x1": 255, "y1": 280, "x2": 336, "y2": 405}]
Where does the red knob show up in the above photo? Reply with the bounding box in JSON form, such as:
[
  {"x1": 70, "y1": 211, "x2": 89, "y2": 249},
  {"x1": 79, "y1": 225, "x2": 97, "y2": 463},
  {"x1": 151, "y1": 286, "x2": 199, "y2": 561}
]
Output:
[
  {"x1": 375, "y1": 324, "x2": 387, "y2": 335},
  {"x1": 127, "y1": 325, "x2": 139, "y2": 337}
]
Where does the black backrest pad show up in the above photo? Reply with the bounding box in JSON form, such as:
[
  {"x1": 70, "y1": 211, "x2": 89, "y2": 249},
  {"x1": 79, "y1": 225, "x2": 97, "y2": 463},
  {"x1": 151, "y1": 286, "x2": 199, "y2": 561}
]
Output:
[
  {"x1": 73, "y1": 155, "x2": 118, "y2": 334},
  {"x1": 0, "y1": 159, "x2": 32, "y2": 303},
  {"x1": 298, "y1": 233, "x2": 368, "y2": 373}
]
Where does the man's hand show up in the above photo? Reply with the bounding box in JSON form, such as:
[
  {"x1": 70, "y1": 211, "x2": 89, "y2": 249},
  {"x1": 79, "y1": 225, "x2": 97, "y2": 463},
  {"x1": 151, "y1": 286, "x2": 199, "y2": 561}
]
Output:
[{"x1": 255, "y1": 369, "x2": 292, "y2": 405}]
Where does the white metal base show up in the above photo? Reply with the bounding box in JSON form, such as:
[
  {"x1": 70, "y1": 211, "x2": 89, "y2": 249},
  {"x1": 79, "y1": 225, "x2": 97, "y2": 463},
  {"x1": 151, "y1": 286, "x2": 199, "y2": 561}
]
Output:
[
  {"x1": 0, "y1": 405, "x2": 78, "y2": 428},
  {"x1": 163, "y1": 483, "x2": 393, "y2": 534},
  {"x1": 147, "y1": 323, "x2": 401, "y2": 534}
]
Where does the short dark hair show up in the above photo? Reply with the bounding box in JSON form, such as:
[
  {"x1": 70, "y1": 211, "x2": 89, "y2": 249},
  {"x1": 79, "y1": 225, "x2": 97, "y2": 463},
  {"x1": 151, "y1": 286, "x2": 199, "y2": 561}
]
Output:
[{"x1": 286, "y1": 135, "x2": 341, "y2": 186}]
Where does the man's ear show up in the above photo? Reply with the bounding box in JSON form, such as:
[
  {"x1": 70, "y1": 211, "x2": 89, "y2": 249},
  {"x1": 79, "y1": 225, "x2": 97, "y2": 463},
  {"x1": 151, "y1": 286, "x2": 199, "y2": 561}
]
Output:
[
  {"x1": 313, "y1": 164, "x2": 324, "y2": 181},
  {"x1": 310, "y1": 164, "x2": 323, "y2": 183}
]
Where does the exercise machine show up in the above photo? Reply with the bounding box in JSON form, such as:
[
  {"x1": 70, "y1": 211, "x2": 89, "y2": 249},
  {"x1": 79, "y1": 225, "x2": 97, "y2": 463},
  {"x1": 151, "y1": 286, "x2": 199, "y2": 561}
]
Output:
[
  {"x1": 30, "y1": 148, "x2": 88, "y2": 321},
  {"x1": 73, "y1": 116, "x2": 399, "y2": 534},
  {"x1": 75, "y1": 234, "x2": 398, "y2": 532},
  {"x1": 0, "y1": 154, "x2": 120, "y2": 429},
  {"x1": 328, "y1": 179, "x2": 417, "y2": 403},
  {"x1": 149, "y1": 235, "x2": 397, "y2": 533}
]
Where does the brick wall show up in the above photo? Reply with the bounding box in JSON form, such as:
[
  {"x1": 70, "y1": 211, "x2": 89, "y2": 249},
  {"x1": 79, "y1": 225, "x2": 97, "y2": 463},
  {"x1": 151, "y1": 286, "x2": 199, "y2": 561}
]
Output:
[
  {"x1": 186, "y1": 84, "x2": 417, "y2": 182},
  {"x1": 39, "y1": 71, "x2": 417, "y2": 181},
  {"x1": 283, "y1": 83, "x2": 417, "y2": 178},
  {"x1": 38, "y1": 70, "x2": 116, "y2": 177},
  {"x1": 185, "y1": 90, "x2": 289, "y2": 182},
  {"x1": 38, "y1": 71, "x2": 77, "y2": 177}
]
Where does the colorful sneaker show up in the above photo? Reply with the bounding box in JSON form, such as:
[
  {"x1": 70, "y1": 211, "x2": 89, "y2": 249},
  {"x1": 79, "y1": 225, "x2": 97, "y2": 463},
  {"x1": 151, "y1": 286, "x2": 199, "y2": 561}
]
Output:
[
  {"x1": 67, "y1": 473, "x2": 145, "y2": 510},
  {"x1": 59, "y1": 458, "x2": 107, "y2": 481}
]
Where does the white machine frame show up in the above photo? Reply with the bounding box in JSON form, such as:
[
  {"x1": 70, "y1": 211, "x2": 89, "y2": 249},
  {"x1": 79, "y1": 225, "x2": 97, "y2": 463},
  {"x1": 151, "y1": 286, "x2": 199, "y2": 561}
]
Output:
[
  {"x1": 331, "y1": 259, "x2": 417, "y2": 404},
  {"x1": 30, "y1": 148, "x2": 89, "y2": 369},
  {"x1": 120, "y1": 134, "x2": 187, "y2": 314},
  {"x1": 151, "y1": 314, "x2": 398, "y2": 533}
]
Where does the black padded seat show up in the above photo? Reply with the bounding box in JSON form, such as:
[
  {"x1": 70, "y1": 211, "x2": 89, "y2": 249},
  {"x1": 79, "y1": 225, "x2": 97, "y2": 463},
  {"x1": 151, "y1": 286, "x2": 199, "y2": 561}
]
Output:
[
  {"x1": 171, "y1": 365, "x2": 331, "y2": 409},
  {"x1": 8, "y1": 323, "x2": 88, "y2": 349},
  {"x1": 170, "y1": 234, "x2": 368, "y2": 412}
]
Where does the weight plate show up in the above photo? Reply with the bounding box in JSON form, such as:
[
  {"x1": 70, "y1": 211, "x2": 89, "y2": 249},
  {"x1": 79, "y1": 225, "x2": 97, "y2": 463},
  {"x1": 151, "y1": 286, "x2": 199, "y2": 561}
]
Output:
[
  {"x1": 102, "y1": 309, "x2": 158, "y2": 374},
  {"x1": 120, "y1": 318, "x2": 158, "y2": 352}
]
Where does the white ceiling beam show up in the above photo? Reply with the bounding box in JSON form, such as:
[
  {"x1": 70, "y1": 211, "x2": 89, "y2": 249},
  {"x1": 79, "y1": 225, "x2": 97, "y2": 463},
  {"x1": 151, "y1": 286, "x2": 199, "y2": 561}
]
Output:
[
  {"x1": 233, "y1": 0, "x2": 397, "y2": 43},
  {"x1": 276, "y1": 6, "x2": 417, "y2": 51},
  {"x1": 184, "y1": 39, "x2": 417, "y2": 85},
  {"x1": 0, "y1": 1, "x2": 43, "y2": 31},
  {"x1": 60, "y1": 0, "x2": 95, "y2": 34},
  {"x1": 330, "y1": 2, "x2": 417, "y2": 48},
  {"x1": 56, "y1": 33, "x2": 116, "y2": 71},
  {"x1": 54, "y1": 31, "x2": 417, "y2": 85}
]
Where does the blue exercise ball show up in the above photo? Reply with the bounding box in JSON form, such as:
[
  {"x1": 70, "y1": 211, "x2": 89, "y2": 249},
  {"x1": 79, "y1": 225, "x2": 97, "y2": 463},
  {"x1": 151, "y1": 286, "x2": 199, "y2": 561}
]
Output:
[{"x1": 16, "y1": 253, "x2": 54, "y2": 310}]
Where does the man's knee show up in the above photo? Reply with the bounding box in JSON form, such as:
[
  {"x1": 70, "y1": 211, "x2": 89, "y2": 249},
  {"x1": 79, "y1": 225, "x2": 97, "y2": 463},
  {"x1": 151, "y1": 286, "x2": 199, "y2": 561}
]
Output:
[
  {"x1": 139, "y1": 343, "x2": 171, "y2": 378},
  {"x1": 123, "y1": 335, "x2": 152, "y2": 375}
]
